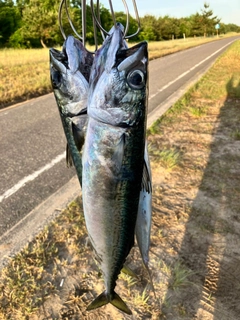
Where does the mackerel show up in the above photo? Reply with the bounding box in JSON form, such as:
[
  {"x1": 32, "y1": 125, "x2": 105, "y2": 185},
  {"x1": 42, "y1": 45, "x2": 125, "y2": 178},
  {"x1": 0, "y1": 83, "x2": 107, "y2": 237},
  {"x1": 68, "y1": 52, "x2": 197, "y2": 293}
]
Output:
[{"x1": 82, "y1": 24, "x2": 148, "y2": 314}]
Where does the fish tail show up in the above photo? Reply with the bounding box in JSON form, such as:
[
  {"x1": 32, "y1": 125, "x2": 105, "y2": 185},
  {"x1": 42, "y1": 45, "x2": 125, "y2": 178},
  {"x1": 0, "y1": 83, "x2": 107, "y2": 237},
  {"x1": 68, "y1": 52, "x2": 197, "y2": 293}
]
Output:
[
  {"x1": 86, "y1": 290, "x2": 132, "y2": 315},
  {"x1": 110, "y1": 291, "x2": 132, "y2": 314},
  {"x1": 144, "y1": 261, "x2": 158, "y2": 301}
]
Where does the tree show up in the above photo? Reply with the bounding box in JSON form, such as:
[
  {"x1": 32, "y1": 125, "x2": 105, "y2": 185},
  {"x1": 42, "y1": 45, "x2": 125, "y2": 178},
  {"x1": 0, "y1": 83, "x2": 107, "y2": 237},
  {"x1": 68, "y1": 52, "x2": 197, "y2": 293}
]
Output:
[
  {"x1": 6, "y1": 0, "x2": 114, "y2": 48},
  {"x1": 138, "y1": 15, "x2": 158, "y2": 41},
  {"x1": 228, "y1": 23, "x2": 240, "y2": 33},
  {"x1": 0, "y1": 0, "x2": 239, "y2": 48},
  {"x1": 74, "y1": 4, "x2": 113, "y2": 45},
  {"x1": 0, "y1": 0, "x2": 14, "y2": 6},
  {"x1": 190, "y1": 13, "x2": 202, "y2": 36},
  {"x1": 200, "y1": 2, "x2": 220, "y2": 36},
  {"x1": 179, "y1": 17, "x2": 192, "y2": 38},
  {"x1": 0, "y1": 1, "x2": 21, "y2": 47},
  {"x1": 114, "y1": 11, "x2": 139, "y2": 42},
  {"x1": 157, "y1": 16, "x2": 180, "y2": 40},
  {"x1": 19, "y1": 0, "x2": 61, "y2": 47}
]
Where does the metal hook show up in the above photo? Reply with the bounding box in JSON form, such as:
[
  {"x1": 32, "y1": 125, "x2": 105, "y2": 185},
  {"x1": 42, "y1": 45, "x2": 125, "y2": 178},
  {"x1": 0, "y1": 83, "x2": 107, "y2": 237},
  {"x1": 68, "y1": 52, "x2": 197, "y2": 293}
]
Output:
[
  {"x1": 58, "y1": 0, "x2": 66, "y2": 40},
  {"x1": 58, "y1": 0, "x2": 141, "y2": 52},
  {"x1": 125, "y1": 0, "x2": 141, "y2": 39},
  {"x1": 59, "y1": 0, "x2": 83, "y2": 41}
]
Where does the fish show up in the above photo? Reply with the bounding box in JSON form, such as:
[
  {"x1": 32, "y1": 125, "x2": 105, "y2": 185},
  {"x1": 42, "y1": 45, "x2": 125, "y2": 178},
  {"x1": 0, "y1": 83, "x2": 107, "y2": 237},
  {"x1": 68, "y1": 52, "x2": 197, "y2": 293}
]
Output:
[
  {"x1": 82, "y1": 23, "x2": 149, "y2": 314},
  {"x1": 50, "y1": 30, "x2": 154, "y2": 308},
  {"x1": 49, "y1": 36, "x2": 93, "y2": 185}
]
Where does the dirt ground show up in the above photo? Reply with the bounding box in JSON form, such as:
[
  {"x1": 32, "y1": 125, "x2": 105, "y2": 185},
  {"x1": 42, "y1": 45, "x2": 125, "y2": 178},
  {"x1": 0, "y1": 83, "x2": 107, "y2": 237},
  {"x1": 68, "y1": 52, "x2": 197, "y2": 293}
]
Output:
[{"x1": 23, "y1": 75, "x2": 240, "y2": 320}]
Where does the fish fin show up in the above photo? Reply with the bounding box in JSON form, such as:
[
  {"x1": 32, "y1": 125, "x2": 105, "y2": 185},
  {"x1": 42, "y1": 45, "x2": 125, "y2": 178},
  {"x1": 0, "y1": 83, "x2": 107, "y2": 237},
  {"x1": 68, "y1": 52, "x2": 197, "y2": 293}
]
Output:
[
  {"x1": 121, "y1": 264, "x2": 138, "y2": 278},
  {"x1": 87, "y1": 291, "x2": 132, "y2": 315},
  {"x1": 143, "y1": 261, "x2": 157, "y2": 301},
  {"x1": 66, "y1": 143, "x2": 73, "y2": 168},
  {"x1": 112, "y1": 134, "x2": 125, "y2": 170},
  {"x1": 141, "y1": 158, "x2": 152, "y2": 193},
  {"x1": 76, "y1": 106, "x2": 88, "y2": 116},
  {"x1": 65, "y1": 119, "x2": 81, "y2": 168},
  {"x1": 110, "y1": 291, "x2": 132, "y2": 315},
  {"x1": 66, "y1": 114, "x2": 87, "y2": 168},
  {"x1": 86, "y1": 291, "x2": 109, "y2": 311},
  {"x1": 72, "y1": 121, "x2": 85, "y2": 152}
]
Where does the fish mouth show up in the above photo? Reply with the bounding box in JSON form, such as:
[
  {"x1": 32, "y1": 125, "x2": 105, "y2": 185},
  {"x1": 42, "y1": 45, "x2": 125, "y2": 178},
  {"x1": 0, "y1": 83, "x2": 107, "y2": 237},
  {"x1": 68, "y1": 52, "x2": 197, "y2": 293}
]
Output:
[
  {"x1": 50, "y1": 36, "x2": 93, "y2": 84},
  {"x1": 89, "y1": 23, "x2": 127, "y2": 90},
  {"x1": 49, "y1": 37, "x2": 83, "y2": 88},
  {"x1": 49, "y1": 36, "x2": 80, "y2": 73},
  {"x1": 50, "y1": 47, "x2": 65, "y2": 61},
  {"x1": 104, "y1": 23, "x2": 127, "y2": 72},
  {"x1": 49, "y1": 48, "x2": 67, "y2": 75}
]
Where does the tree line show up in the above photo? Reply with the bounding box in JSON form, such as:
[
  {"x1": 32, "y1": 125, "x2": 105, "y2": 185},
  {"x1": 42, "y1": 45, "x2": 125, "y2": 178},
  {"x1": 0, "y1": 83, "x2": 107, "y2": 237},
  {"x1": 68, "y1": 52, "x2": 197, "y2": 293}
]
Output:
[{"x1": 0, "y1": 0, "x2": 239, "y2": 48}]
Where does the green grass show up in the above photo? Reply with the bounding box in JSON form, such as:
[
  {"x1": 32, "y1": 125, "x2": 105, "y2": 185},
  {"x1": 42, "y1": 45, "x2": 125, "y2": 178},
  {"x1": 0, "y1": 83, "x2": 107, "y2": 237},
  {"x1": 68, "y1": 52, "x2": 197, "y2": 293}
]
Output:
[
  {"x1": 168, "y1": 262, "x2": 194, "y2": 291},
  {"x1": 133, "y1": 287, "x2": 150, "y2": 307},
  {"x1": 148, "y1": 144, "x2": 181, "y2": 169},
  {"x1": 158, "y1": 148, "x2": 181, "y2": 169},
  {"x1": 189, "y1": 106, "x2": 207, "y2": 117}
]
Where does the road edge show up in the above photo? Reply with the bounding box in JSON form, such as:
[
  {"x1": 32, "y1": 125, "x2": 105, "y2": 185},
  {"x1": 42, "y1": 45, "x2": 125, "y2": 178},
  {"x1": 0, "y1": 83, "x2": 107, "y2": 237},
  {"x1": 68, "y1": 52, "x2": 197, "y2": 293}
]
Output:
[
  {"x1": 0, "y1": 176, "x2": 80, "y2": 269},
  {"x1": 147, "y1": 60, "x2": 216, "y2": 127}
]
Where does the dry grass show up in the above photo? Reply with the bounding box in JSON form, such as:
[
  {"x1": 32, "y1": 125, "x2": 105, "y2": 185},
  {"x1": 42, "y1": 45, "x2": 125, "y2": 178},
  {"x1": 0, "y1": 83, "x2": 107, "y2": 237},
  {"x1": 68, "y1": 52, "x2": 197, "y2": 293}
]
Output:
[
  {"x1": 0, "y1": 33, "x2": 238, "y2": 109},
  {"x1": 0, "y1": 201, "x2": 87, "y2": 319},
  {"x1": 0, "y1": 48, "x2": 51, "y2": 108}
]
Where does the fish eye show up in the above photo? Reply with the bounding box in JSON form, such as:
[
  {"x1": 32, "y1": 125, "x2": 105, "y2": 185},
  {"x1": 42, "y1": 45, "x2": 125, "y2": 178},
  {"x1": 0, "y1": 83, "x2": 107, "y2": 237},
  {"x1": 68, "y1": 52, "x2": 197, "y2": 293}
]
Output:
[{"x1": 127, "y1": 70, "x2": 145, "y2": 90}]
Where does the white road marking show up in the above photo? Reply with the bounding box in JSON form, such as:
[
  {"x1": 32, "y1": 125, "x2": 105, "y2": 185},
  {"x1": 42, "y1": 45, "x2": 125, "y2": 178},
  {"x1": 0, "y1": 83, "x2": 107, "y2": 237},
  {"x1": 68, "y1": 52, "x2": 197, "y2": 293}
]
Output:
[
  {"x1": 149, "y1": 40, "x2": 236, "y2": 101},
  {"x1": 0, "y1": 152, "x2": 66, "y2": 203}
]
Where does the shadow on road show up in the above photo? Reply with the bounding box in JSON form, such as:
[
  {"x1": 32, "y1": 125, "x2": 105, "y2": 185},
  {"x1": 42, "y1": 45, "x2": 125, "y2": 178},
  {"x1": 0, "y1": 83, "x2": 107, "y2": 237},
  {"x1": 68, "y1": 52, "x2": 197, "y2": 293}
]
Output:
[{"x1": 160, "y1": 76, "x2": 240, "y2": 319}]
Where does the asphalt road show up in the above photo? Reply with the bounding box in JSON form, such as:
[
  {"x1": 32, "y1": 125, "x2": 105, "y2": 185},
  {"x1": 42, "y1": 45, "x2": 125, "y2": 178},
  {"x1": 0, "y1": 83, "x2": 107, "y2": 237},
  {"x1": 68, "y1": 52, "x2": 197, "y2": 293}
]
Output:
[{"x1": 0, "y1": 36, "x2": 239, "y2": 241}]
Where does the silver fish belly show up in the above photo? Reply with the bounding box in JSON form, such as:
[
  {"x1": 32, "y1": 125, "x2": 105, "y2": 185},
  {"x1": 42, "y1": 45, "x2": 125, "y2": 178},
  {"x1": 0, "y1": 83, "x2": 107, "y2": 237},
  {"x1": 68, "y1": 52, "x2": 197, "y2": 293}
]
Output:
[
  {"x1": 82, "y1": 24, "x2": 148, "y2": 314},
  {"x1": 136, "y1": 143, "x2": 152, "y2": 268}
]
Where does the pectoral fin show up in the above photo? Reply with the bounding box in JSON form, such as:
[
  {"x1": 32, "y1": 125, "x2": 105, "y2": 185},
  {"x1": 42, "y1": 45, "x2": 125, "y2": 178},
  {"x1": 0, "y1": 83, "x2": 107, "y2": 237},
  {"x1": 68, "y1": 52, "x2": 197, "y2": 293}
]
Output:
[
  {"x1": 66, "y1": 143, "x2": 73, "y2": 168},
  {"x1": 66, "y1": 118, "x2": 85, "y2": 168},
  {"x1": 112, "y1": 133, "x2": 125, "y2": 170},
  {"x1": 141, "y1": 158, "x2": 152, "y2": 193},
  {"x1": 66, "y1": 112, "x2": 88, "y2": 167}
]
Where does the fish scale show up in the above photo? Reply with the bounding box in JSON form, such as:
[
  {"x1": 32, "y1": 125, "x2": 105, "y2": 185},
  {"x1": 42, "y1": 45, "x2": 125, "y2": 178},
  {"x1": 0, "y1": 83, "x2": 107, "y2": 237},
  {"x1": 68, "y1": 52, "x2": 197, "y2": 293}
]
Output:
[
  {"x1": 83, "y1": 119, "x2": 142, "y2": 287},
  {"x1": 82, "y1": 24, "x2": 148, "y2": 314}
]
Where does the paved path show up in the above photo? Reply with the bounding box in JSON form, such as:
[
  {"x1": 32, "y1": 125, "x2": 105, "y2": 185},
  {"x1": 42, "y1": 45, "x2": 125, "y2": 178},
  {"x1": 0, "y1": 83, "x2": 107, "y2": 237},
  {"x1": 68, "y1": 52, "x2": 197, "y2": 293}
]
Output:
[{"x1": 0, "y1": 36, "x2": 239, "y2": 266}]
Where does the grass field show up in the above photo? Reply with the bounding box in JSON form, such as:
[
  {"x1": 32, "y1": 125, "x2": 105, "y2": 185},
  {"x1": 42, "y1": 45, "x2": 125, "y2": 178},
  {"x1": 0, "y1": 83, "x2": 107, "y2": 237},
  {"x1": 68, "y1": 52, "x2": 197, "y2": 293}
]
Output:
[
  {"x1": 0, "y1": 33, "x2": 238, "y2": 109},
  {"x1": 0, "y1": 39, "x2": 239, "y2": 319}
]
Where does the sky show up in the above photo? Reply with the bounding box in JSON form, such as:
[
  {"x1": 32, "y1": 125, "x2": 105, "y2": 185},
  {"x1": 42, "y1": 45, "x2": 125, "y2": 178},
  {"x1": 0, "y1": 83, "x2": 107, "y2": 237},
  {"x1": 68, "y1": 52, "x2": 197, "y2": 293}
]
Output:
[{"x1": 100, "y1": 0, "x2": 240, "y2": 25}]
